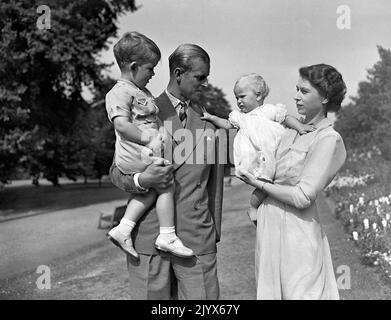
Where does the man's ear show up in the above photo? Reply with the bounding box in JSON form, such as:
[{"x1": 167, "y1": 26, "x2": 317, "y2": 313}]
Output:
[
  {"x1": 174, "y1": 67, "x2": 183, "y2": 81},
  {"x1": 321, "y1": 97, "x2": 329, "y2": 105}
]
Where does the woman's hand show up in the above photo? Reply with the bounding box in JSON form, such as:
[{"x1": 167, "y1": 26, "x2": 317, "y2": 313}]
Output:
[{"x1": 237, "y1": 170, "x2": 258, "y2": 187}]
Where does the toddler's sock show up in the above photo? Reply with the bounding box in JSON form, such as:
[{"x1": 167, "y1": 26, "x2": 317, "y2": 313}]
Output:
[
  {"x1": 117, "y1": 218, "x2": 136, "y2": 236},
  {"x1": 159, "y1": 226, "x2": 176, "y2": 241}
]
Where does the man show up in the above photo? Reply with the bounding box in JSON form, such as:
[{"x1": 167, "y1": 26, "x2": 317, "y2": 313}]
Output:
[{"x1": 109, "y1": 43, "x2": 225, "y2": 299}]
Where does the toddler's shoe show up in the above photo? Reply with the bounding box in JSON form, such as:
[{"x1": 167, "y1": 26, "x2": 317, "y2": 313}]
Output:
[
  {"x1": 155, "y1": 236, "x2": 194, "y2": 258},
  {"x1": 107, "y1": 226, "x2": 139, "y2": 259}
]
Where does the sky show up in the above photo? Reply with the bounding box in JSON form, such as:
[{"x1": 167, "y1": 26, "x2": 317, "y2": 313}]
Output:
[{"x1": 99, "y1": 0, "x2": 391, "y2": 117}]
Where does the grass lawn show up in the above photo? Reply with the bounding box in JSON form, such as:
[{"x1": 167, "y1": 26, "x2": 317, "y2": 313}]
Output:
[{"x1": 0, "y1": 181, "x2": 128, "y2": 218}]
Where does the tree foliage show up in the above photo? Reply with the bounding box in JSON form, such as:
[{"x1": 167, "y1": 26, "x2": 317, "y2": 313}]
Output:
[
  {"x1": 0, "y1": 0, "x2": 137, "y2": 184},
  {"x1": 334, "y1": 46, "x2": 391, "y2": 160},
  {"x1": 193, "y1": 83, "x2": 232, "y2": 118}
]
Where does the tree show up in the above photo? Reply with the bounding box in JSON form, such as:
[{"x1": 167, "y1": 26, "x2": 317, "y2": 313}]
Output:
[
  {"x1": 192, "y1": 83, "x2": 232, "y2": 119},
  {"x1": 89, "y1": 77, "x2": 117, "y2": 186},
  {"x1": 334, "y1": 46, "x2": 391, "y2": 160},
  {"x1": 193, "y1": 83, "x2": 234, "y2": 174},
  {"x1": 0, "y1": 0, "x2": 137, "y2": 185}
]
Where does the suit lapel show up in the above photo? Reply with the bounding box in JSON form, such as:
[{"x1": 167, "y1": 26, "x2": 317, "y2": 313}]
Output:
[
  {"x1": 185, "y1": 103, "x2": 206, "y2": 150},
  {"x1": 156, "y1": 92, "x2": 207, "y2": 170},
  {"x1": 156, "y1": 92, "x2": 183, "y2": 144}
]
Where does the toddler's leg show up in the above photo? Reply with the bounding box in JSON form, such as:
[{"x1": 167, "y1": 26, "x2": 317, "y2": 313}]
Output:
[
  {"x1": 154, "y1": 185, "x2": 194, "y2": 258},
  {"x1": 247, "y1": 188, "x2": 267, "y2": 225},
  {"x1": 108, "y1": 191, "x2": 157, "y2": 258}
]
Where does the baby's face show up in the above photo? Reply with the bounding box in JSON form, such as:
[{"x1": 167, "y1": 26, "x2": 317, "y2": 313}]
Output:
[{"x1": 234, "y1": 81, "x2": 259, "y2": 113}]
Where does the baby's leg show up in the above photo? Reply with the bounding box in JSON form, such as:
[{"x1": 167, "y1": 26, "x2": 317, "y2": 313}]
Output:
[
  {"x1": 247, "y1": 188, "x2": 267, "y2": 225},
  {"x1": 154, "y1": 185, "x2": 194, "y2": 257},
  {"x1": 250, "y1": 188, "x2": 267, "y2": 209}
]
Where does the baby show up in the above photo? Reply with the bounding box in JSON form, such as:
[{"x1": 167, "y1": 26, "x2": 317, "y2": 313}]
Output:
[
  {"x1": 105, "y1": 31, "x2": 193, "y2": 259},
  {"x1": 201, "y1": 73, "x2": 314, "y2": 221}
]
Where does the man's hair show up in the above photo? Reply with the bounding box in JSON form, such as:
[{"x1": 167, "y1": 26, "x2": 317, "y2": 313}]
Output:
[
  {"x1": 235, "y1": 73, "x2": 270, "y2": 100},
  {"x1": 113, "y1": 31, "x2": 161, "y2": 72},
  {"x1": 168, "y1": 43, "x2": 210, "y2": 74}
]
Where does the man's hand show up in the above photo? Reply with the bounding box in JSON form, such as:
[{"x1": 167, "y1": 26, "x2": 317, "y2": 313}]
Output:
[{"x1": 138, "y1": 159, "x2": 174, "y2": 190}]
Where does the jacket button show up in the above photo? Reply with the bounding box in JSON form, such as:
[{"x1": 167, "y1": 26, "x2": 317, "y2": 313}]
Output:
[{"x1": 193, "y1": 200, "x2": 201, "y2": 210}]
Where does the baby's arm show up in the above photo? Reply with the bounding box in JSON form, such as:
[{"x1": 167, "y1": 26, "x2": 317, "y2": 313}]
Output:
[
  {"x1": 200, "y1": 108, "x2": 234, "y2": 130},
  {"x1": 283, "y1": 115, "x2": 315, "y2": 135}
]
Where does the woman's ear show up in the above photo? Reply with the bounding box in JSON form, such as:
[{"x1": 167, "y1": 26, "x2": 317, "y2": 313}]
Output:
[{"x1": 321, "y1": 97, "x2": 329, "y2": 105}]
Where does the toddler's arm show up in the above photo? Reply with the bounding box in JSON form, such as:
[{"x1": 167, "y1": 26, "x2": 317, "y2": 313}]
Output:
[
  {"x1": 200, "y1": 108, "x2": 234, "y2": 130},
  {"x1": 283, "y1": 115, "x2": 315, "y2": 135},
  {"x1": 113, "y1": 116, "x2": 159, "y2": 147}
]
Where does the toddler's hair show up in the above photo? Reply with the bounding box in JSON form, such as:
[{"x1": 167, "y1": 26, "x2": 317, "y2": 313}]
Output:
[
  {"x1": 113, "y1": 31, "x2": 161, "y2": 72},
  {"x1": 235, "y1": 73, "x2": 270, "y2": 100}
]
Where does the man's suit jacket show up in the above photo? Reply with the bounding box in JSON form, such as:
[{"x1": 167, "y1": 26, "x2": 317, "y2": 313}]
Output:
[{"x1": 128, "y1": 92, "x2": 225, "y2": 255}]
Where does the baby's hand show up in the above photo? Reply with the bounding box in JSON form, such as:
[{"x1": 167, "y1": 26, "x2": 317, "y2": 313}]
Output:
[
  {"x1": 298, "y1": 123, "x2": 316, "y2": 135},
  {"x1": 199, "y1": 105, "x2": 212, "y2": 121}
]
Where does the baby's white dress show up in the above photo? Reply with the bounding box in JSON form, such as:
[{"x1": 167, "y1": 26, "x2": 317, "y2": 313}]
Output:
[{"x1": 228, "y1": 104, "x2": 287, "y2": 181}]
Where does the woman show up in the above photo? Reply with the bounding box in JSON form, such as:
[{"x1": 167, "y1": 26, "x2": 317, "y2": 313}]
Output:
[{"x1": 240, "y1": 64, "x2": 347, "y2": 299}]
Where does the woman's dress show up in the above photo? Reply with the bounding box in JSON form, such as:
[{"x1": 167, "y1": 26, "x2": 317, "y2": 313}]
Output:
[{"x1": 255, "y1": 117, "x2": 346, "y2": 300}]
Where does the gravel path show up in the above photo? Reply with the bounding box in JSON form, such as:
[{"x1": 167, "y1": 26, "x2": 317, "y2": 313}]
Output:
[{"x1": 1, "y1": 179, "x2": 391, "y2": 300}]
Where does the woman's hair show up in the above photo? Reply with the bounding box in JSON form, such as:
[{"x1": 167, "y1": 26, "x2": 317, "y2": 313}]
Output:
[
  {"x1": 113, "y1": 31, "x2": 161, "y2": 72},
  {"x1": 299, "y1": 64, "x2": 347, "y2": 113},
  {"x1": 235, "y1": 73, "x2": 270, "y2": 100},
  {"x1": 168, "y1": 43, "x2": 210, "y2": 74}
]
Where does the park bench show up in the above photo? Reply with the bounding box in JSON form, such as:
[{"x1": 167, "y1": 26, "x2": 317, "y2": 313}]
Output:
[{"x1": 97, "y1": 205, "x2": 127, "y2": 229}]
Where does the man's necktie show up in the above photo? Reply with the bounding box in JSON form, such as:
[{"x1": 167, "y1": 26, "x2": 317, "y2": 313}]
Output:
[{"x1": 178, "y1": 101, "x2": 187, "y2": 125}]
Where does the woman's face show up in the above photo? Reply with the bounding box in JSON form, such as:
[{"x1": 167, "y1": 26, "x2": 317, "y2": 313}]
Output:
[{"x1": 294, "y1": 76, "x2": 327, "y2": 121}]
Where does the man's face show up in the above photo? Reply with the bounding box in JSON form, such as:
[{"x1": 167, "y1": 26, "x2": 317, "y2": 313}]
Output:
[{"x1": 178, "y1": 57, "x2": 210, "y2": 100}]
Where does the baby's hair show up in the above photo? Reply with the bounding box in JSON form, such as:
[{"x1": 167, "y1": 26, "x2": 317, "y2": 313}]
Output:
[
  {"x1": 235, "y1": 73, "x2": 270, "y2": 100},
  {"x1": 113, "y1": 31, "x2": 161, "y2": 72}
]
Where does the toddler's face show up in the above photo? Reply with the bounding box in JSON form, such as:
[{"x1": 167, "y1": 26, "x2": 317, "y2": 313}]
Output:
[
  {"x1": 134, "y1": 61, "x2": 157, "y2": 89},
  {"x1": 234, "y1": 81, "x2": 259, "y2": 113}
]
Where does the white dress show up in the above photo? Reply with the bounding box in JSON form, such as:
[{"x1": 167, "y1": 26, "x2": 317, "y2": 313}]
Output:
[
  {"x1": 255, "y1": 118, "x2": 346, "y2": 299},
  {"x1": 228, "y1": 104, "x2": 287, "y2": 181}
]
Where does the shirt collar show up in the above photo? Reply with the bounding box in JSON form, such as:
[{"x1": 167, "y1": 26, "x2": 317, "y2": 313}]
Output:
[
  {"x1": 118, "y1": 78, "x2": 139, "y2": 89},
  {"x1": 165, "y1": 89, "x2": 190, "y2": 109},
  {"x1": 314, "y1": 117, "x2": 333, "y2": 130}
]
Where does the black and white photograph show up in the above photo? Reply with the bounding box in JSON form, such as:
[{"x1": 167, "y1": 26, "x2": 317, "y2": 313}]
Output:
[{"x1": 1, "y1": 0, "x2": 391, "y2": 304}]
